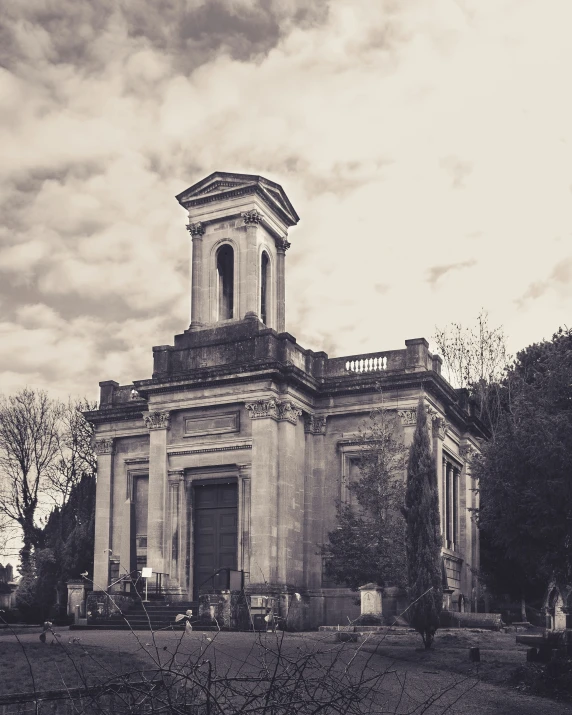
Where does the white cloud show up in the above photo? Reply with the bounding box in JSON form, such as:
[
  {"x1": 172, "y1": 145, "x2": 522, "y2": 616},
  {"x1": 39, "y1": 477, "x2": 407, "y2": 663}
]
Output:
[{"x1": 1, "y1": 0, "x2": 571, "y2": 398}]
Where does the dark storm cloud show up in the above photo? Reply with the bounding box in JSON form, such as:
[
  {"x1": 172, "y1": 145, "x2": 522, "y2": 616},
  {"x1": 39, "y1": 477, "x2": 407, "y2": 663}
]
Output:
[
  {"x1": 427, "y1": 259, "x2": 476, "y2": 285},
  {"x1": 1, "y1": 0, "x2": 330, "y2": 73}
]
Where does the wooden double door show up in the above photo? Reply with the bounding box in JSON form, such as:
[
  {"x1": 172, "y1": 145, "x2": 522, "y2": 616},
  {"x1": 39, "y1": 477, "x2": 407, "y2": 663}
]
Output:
[{"x1": 193, "y1": 482, "x2": 238, "y2": 597}]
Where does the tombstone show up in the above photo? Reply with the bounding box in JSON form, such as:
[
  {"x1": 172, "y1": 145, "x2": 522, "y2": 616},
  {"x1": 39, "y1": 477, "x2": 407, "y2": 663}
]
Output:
[
  {"x1": 359, "y1": 583, "x2": 383, "y2": 617},
  {"x1": 67, "y1": 580, "x2": 88, "y2": 621}
]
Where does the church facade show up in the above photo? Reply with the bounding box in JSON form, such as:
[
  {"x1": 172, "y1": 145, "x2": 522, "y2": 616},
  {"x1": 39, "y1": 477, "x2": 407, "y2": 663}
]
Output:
[{"x1": 87, "y1": 172, "x2": 485, "y2": 628}]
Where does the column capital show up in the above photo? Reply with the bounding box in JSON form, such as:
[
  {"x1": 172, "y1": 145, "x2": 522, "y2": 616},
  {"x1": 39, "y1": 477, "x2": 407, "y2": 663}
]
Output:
[
  {"x1": 168, "y1": 469, "x2": 185, "y2": 481},
  {"x1": 434, "y1": 417, "x2": 448, "y2": 440},
  {"x1": 94, "y1": 437, "x2": 115, "y2": 455},
  {"x1": 245, "y1": 399, "x2": 302, "y2": 423},
  {"x1": 241, "y1": 209, "x2": 264, "y2": 225},
  {"x1": 397, "y1": 408, "x2": 417, "y2": 426},
  {"x1": 246, "y1": 399, "x2": 278, "y2": 420},
  {"x1": 276, "y1": 400, "x2": 303, "y2": 424},
  {"x1": 304, "y1": 414, "x2": 327, "y2": 435},
  {"x1": 144, "y1": 410, "x2": 171, "y2": 430},
  {"x1": 275, "y1": 236, "x2": 291, "y2": 253},
  {"x1": 459, "y1": 443, "x2": 474, "y2": 461},
  {"x1": 186, "y1": 221, "x2": 205, "y2": 237}
]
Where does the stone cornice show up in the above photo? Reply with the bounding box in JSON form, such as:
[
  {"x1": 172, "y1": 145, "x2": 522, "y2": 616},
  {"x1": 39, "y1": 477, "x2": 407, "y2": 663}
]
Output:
[
  {"x1": 84, "y1": 406, "x2": 146, "y2": 427},
  {"x1": 168, "y1": 444, "x2": 252, "y2": 457},
  {"x1": 88, "y1": 362, "x2": 487, "y2": 442},
  {"x1": 177, "y1": 179, "x2": 299, "y2": 227},
  {"x1": 143, "y1": 410, "x2": 171, "y2": 430},
  {"x1": 124, "y1": 456, "x2": 149, "y2": 465}
]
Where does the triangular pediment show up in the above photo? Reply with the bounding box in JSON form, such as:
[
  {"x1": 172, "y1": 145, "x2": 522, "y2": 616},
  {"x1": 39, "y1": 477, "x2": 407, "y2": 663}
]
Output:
[{"x1": 176, "y1": 171, "x2": 299, "y2": 226}]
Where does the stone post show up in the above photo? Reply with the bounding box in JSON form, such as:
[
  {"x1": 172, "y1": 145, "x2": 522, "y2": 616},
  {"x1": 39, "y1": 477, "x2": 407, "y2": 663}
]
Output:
[
  {"x1": 93, "y1": 438, "x2": 115, "y2": 590},
  {"x1": 66, "y1": 580, "x2": 88, "y2": 620},
  {"x1": 275, "y1": 237, "x2": 290, "y2": 333},
  {"x1": 405, "y1": 338, "x2": 429, "y2": 371},
  {"x1": 245, "y1": 399, "x2": 279, "y2": 585},
  {"x1": 144, "y1": 410, "x2": 170, "y2": 578},
  {"x1": 187, "y1": 222, "x2": 205, "y2": 330},
  {"x1": 242, "y1": 209, "x2": 263, "y2": 320}
]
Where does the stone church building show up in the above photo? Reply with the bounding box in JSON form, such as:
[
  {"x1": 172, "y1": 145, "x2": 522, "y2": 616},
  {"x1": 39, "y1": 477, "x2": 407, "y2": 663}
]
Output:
[{"x1": 87, "y1": 171, "x2": 485, "y2": 628}]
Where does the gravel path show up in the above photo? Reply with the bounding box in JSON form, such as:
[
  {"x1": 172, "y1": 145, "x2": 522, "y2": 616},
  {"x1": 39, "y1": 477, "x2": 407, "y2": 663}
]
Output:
[{"x1": 2, "y1": 627, "x2": 571, "y2": 714}]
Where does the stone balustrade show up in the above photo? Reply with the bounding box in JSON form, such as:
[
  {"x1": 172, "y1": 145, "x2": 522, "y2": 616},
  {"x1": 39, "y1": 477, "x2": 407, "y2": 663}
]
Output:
[{"x1": 345, "y1": 355, "x2": 388, "y2": 373}]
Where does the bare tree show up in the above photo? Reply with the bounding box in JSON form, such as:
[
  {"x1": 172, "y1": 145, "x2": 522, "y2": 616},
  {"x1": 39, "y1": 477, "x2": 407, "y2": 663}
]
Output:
[
  {"x1": 0, "y1": 389, "x2": 63, "y2": 573},
  {"x1": 48, "y1": 398, "x2": 97, "y2": 505},
  {"x1": 433, "y1": 309, "x2": 510, "y2": 433},
  {"x1": 0, "y1": 513, "x2": 20, "y2": 560}
]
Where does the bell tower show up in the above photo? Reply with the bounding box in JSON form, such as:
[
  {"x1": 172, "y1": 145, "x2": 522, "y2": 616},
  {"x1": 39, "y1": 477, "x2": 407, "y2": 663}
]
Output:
[{"x1": 176, "y1": 172, "x2": 299, "y2": 333}]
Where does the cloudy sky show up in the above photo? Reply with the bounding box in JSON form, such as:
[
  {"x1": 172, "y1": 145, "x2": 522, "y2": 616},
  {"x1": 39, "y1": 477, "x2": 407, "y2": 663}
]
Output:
[{"x1": 1, "y1": 0, "x2": 571, "y2": 401}]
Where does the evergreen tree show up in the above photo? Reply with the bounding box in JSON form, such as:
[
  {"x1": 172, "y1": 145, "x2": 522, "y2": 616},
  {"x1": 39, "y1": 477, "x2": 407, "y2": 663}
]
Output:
[
  {"x1": 404, "y1": 398, "x2": 442, "y2": 649},
  {"x1": 15, "y1": 472, "x2": 96, "y2": 622},
  {"x1": 474, "y1": 328, "x2": 572, "y2": 592}
]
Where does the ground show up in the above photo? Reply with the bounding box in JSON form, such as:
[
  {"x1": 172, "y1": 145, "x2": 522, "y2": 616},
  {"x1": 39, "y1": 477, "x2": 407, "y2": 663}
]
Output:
[{"x1": 0, "y1": 626, "x2": 571, "y2": 714}]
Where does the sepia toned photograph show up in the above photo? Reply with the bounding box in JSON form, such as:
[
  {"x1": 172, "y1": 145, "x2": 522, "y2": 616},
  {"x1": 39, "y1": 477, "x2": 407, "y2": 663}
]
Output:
[{"x1": 1, "y1": 2, "x2": 571, "y2": 712}]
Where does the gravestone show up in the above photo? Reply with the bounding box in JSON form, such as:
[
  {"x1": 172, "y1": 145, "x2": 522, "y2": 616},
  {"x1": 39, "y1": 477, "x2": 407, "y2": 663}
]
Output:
[{"x1": 359, "y1": 583, "x2": 383, "y2": 617}]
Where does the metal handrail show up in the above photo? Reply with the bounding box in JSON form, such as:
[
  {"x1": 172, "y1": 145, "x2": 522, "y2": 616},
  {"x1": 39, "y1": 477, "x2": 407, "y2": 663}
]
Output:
[{"x1": 197, "y1": 567, "x2": 230, "y2": 592}]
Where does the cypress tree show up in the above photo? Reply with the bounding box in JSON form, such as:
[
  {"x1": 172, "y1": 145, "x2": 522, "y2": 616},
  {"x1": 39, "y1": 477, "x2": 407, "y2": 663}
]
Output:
[{"x1": 404, "y1": 398, "x2": 443, "y2": 649}]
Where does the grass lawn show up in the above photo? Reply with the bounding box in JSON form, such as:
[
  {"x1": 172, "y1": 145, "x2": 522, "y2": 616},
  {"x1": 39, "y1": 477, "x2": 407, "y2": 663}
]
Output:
[
  {"x1": 359, "y1": 627, "x2": 572, "y2": 701},
  {"x1": 0, "y1": 639, "x2": 151, "y2": 697}
]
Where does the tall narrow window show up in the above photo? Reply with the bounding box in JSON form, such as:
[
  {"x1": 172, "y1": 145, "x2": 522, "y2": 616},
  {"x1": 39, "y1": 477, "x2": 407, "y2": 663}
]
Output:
[
  {"x1": 216, "y1": 245, "x2": 234, "y2": 320},
  {"x1": 260, "y1": 251, "x2": 269, "y2": 325},
  {"x1": 445, "y1": 463, "x2": 451, "y2": 548}
]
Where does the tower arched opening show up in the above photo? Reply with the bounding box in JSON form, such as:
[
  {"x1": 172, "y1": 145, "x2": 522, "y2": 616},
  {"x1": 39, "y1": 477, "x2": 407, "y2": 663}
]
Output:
[
  {"x1": 261, "y1": 250, "x2": 270, "y2": 325},
  {"x1": 216, "y1": 244, "x2": 234, "y2": 320}
]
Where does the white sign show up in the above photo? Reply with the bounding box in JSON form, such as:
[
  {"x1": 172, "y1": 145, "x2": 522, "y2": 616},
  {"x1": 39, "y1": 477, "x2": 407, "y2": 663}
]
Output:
[{"x1": 141, "y1": 567, "x2": 153, "y2": 578}]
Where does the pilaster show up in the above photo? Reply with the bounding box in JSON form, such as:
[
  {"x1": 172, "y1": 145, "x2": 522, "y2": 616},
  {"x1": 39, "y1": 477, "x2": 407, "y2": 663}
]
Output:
[
  {"x1": 167, "y1": 469, "x2": 184, "y2": 592},
  {"x1": 432, "y1": 416, "x2": 445, "y2": 542},
  {"x1": 245, "y1": 399, "x2": 279, "y2": 583},
  {"x1": 242, "y1": 209, "x2": 263, "y2": 320},
  {"x1": 93, "y1": 438, "x2": 115, "y2": 590},
  {"x1": 238, "y1": 464, "x2": 251, "y2": 581},
  {"x1": 275, "y1": 236, "x2": 290, "y2": 334},
  {"x1": 119, "y1": 472, "x2": 134, "y2": 586},
  {"x1": 276, "y1": 401, "x2": 303, "y2": 584},
  {"x1": 187, "y1": 222, "x2": 205, "y2": 330},
  {"x1": 144, "y1": 410, "x2": 170, "y2": 575},
  {"x1": 303, "y1": 414, "x2": 327, "y2": 589}
]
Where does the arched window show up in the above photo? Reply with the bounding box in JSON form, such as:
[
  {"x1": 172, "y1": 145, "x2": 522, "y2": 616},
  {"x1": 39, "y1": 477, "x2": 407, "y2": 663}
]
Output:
[
  {"x1": 216, "y1": 244, "x2": 234, "y2": 320},
  {"x1": 260, "y1": 251, "x2": 269, "y2": 325}
]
